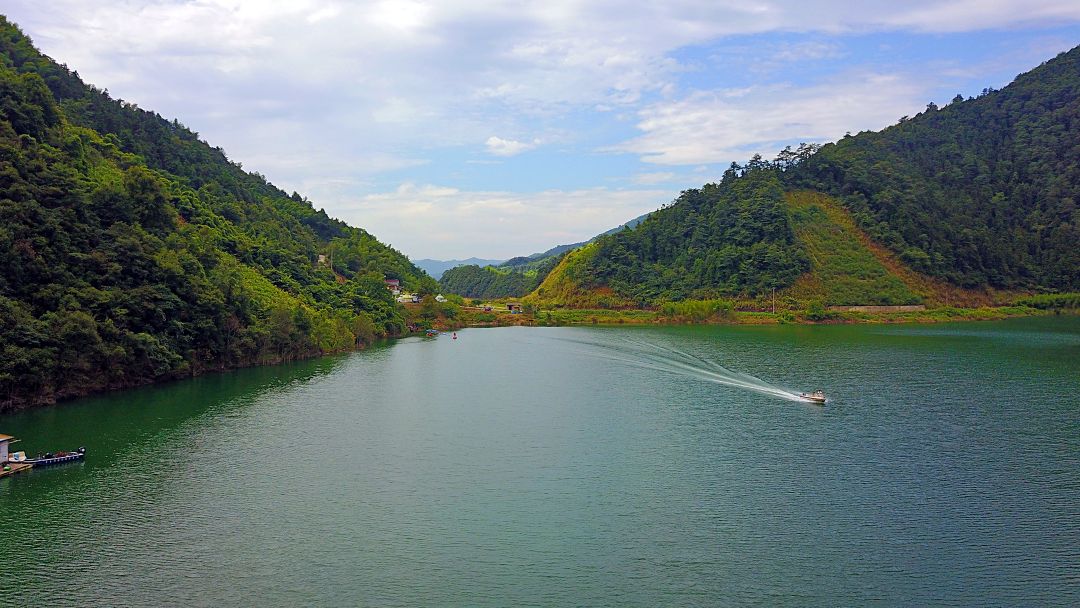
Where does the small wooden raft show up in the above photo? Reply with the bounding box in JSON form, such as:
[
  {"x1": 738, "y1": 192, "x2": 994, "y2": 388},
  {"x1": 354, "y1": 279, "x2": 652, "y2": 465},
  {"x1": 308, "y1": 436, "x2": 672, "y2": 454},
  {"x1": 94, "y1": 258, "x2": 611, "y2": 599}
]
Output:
[{"x1": 0, "y1": 462, "x2": 33, "y2": 478}]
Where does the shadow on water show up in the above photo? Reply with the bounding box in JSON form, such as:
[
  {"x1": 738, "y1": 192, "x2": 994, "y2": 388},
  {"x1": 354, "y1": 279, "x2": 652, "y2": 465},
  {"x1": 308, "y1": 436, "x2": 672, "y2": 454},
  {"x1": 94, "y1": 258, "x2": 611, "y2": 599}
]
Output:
[
  {"x1": 0, "y1": 348, "x2": 375, "y2": 602},
  {"x1": 0, "y1": 351, "x2": 356, "y2": 489}
]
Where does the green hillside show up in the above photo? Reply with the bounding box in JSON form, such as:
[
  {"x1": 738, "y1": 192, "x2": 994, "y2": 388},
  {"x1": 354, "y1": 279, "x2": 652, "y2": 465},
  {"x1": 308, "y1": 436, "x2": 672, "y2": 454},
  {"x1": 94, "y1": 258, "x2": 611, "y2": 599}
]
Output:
[
  {"x1": 440, "y1": 211, "x2": 651, "y2": 299},
  {"x1": 529, "y1": 45, "x2": 1080, "y2": 308},
  {"x1": 789, "y1": 47, "x2": 1080, "y2": 290},
  {"x1": 527, "y1": 243, "x2": 636, "y2": 310},
  {"x1": 0, "y1": 17, "x2": 436, "y2": 410},
  {"x1": 438, "y1": 256, "x2": 559, "y2": 299},
  {"x1": 785, "y1": 192, "x2": 921, "y2": 306},
  {"x1": 552, "y1": 169, "x2": 809, "y2": 305}
]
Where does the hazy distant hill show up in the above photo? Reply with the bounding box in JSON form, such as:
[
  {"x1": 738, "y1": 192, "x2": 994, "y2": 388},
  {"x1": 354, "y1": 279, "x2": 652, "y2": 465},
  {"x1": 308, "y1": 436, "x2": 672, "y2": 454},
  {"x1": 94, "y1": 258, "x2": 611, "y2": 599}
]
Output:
[
  {"x1": 501, "y1": 211, "x2": 651, "y2": 271},
  {"x1": 413, "y1": 258, "x2": 504, "y2": 280},
  {"x1": 439, "y1": 212, "x2": 651, "y2": 299},
  {"x1": 0, "y1": 17, "x2": 436, "y2": 410},
  {"x1": 528, "y1": 45, "x2": 1080, "y2": 307}
]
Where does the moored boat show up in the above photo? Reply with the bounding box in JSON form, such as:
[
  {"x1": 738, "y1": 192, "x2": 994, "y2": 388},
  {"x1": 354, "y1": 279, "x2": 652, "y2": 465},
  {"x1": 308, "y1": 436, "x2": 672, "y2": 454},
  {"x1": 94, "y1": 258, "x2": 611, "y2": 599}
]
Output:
[{"x1": 26, "y1": 447, "x2": 86, "y2": 466}]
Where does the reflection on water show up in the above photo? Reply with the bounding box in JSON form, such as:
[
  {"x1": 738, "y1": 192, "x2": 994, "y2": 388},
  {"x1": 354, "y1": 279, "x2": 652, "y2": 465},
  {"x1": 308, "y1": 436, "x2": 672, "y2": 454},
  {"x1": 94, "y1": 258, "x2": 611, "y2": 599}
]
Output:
[
  {"x1": 1, "y1": 318, "x2": 1078, "y2": 606},
  {"x1": 1, "y1": 351, "x2": 353, "y2": 459}
]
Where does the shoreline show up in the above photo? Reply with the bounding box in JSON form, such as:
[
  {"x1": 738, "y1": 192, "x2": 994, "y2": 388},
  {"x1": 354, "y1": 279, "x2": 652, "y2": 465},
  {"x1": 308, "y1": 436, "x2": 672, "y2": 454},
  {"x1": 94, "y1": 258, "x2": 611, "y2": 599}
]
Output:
[
  {"x1": 458, "y1": 305, "x2": 1075, "y2": 328},
  {"x1": 4, "y1": 307, "x2": 1073, "y2": 414}
]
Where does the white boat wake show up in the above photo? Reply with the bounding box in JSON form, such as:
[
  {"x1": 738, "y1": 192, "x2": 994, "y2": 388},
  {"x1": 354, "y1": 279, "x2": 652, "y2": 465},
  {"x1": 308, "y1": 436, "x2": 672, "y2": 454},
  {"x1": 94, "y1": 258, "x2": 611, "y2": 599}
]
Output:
[{"x1": 564, "y1": 335, "x2": 813, "y2": 403}]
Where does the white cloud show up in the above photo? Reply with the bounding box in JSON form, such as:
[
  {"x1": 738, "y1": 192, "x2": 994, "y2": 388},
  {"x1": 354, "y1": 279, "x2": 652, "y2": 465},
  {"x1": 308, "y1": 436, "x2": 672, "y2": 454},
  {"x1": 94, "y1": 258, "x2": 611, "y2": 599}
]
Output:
[
  {"x1": 632, "y1": 172, "x2": 677, "y2": 185},
  {"x1": 306, "y1": 5, "x2": 342, "y2": 25},
  {"x1": 610, "y1": 72, "x2": 926, "y2": 165},
  {"x1": 880, "y1": 0, "x2": 1080, "y2": 32},
  {"x1": 485, "y1": 136, "x2": 539, "y2": 156},
  {"x1": 5, "y1": 0, "x2": 1079, "y2": 256},
  {"x1": 368, "y1": 0, "x2": 431, "y2": 31},
  {"x1": 771, "y1": 40, "x2": 843, "y2": 63},
  {"x1": 17, "y1": 1, "x2": 1076, "y2": 151},
  {"x1": 336, "y1": 183, "x2": 672, "y2": 259}
]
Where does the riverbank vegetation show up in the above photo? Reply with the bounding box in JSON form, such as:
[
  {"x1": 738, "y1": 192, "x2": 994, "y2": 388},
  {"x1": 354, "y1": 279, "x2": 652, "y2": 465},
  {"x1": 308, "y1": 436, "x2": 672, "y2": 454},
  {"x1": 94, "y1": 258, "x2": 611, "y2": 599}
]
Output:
[
  {"x1": 454, "y1": 296, "x2": 1053, "y2": 329},
  {"x1": 1013, "y1": 292, "x2": 1080, "y2": 309}
]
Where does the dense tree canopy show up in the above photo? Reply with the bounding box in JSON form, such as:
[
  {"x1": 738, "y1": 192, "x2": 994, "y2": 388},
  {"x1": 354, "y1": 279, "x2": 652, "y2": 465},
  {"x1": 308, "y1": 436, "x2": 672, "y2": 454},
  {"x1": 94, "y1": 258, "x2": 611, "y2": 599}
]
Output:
[
  {"x1": 582, "y1": 169, "x2": 809, "y2": 303},
  {"x1": 439, "y1": 256, "x2": 559, "y2": 299},
  {"x1": 785, "y1": 47, "x2": 1080, "y2": 290},
  {"x1": 555, "y1": 45, "x2": 1080, "y2": 304},
  {"x1": 0, "y1": 17, "x2": 435, "y2": 409}
]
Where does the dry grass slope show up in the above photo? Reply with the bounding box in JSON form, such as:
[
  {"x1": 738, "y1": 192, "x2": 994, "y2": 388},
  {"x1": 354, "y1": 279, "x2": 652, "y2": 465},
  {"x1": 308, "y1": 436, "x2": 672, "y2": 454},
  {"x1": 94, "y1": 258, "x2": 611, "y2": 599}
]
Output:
[
  {"x1": 784, "y1": 192, "x2": 1017, "y2": 307},
  {"x1": 525, "y1": 191, "x2": 1024, "y2": 310},
  {"x1": 524, "y1": 243, "x2": 634, "y2": 309}
]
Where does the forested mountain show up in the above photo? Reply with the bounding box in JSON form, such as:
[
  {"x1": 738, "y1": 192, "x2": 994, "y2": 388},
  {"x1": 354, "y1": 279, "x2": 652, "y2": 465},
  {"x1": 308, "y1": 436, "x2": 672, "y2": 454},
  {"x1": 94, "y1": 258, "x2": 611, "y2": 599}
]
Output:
[
  {"x1": 438, "y1": 256, "x2": 561, "y2": 299},
  {"x1": 532, "y1": 45, "x2": 1080, "y2": 306},
  {"x1": 501, "y1": 211, "x2": 651, "y2": 271},
  {"x1": 0, "y1": 17, "x2": 436, "y2": 410},
  {"x1": 580, "y1": 169, "x2": 809, "y2": 303},
  {"x1": 498, "y1": 246, "x2": 580, "y2": 271},
  {"x1": 413, "y1": 258, "x2": 504, "y2": 280},
  {"x1": 786, "y1": 48, "x2": 1080, "y2": 290}
]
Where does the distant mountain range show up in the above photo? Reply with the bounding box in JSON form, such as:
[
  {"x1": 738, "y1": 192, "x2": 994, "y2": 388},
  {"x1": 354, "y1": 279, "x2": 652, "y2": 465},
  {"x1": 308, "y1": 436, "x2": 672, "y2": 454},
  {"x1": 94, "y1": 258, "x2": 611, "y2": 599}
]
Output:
[
  {"x1": 421, "y1": 210, "x2": 650, "y2": 286},
  {"x1": 500, "y1": 211, "x2": 652, "y2": 270}
]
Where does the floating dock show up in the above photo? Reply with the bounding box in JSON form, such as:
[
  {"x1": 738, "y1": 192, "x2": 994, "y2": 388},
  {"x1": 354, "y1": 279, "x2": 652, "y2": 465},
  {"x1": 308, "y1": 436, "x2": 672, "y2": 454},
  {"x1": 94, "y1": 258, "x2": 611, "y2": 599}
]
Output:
[
  {"x1": 0, "y1": 462, "x2": 33, "y2": 478},
  {"x1": 1, "y1": 433, "x2": 33, "y2": 478}
]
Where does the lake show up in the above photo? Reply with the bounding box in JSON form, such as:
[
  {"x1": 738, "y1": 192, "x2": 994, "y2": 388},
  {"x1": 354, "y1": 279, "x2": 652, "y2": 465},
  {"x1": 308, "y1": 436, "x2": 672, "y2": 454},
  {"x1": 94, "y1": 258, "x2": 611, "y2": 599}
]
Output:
[{"x1": 2, "y1": 317, "x2": 1078, "y2": 606}]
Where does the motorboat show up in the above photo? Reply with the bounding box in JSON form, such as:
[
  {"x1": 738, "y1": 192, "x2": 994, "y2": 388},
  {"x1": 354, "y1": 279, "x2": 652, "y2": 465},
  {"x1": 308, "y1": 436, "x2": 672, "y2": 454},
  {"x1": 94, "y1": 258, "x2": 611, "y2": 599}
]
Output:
[
  {"x1": 799, "y1": 390, "x2": 827, "y2": 404},
  {"x1": 26, "y1": 447, "x2": 86, "y2": 466}
]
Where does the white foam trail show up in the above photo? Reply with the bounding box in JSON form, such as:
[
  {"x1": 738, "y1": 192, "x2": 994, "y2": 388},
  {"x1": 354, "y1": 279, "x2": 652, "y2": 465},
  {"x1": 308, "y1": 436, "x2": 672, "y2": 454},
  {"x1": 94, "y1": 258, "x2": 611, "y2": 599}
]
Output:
[{"x1": 565, "y1": 335, "x2": 811, "y2": 403}]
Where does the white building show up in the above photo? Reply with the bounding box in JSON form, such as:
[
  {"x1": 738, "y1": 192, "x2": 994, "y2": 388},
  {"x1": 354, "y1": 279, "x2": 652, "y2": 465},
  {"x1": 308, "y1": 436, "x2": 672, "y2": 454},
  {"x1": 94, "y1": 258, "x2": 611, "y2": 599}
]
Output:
[{"x1": 0, "y1": 434, "x2": 14, "y2": 462}]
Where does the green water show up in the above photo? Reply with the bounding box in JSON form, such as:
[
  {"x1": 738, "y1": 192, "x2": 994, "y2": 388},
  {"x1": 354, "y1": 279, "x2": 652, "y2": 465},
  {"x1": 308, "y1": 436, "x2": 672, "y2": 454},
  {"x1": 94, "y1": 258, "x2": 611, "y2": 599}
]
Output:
[{"x1": 2, "y1": 318, "x2": 1078, "y2": 606}]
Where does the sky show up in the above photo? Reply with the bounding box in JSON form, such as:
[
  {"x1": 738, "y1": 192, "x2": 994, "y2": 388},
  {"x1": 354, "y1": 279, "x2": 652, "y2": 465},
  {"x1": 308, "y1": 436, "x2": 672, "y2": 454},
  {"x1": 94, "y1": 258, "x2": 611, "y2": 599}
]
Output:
[{"x1": 6, "y1": 1, "x2": 1080, "y2": 260}]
